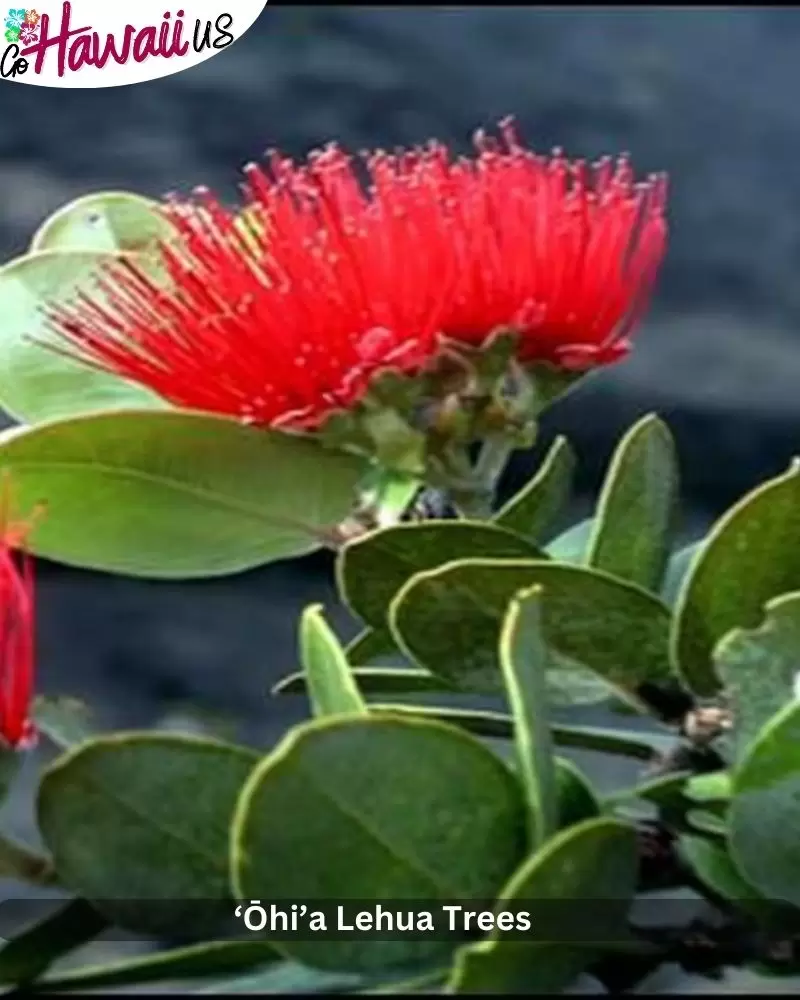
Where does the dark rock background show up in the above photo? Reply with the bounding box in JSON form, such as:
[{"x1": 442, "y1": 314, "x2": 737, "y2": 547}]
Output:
[{"x1": 1, "y1": 9, "x2": 800, "y2": 968}]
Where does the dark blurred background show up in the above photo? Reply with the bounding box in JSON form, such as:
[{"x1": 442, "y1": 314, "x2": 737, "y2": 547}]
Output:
[{"x1": 2, "y1": 4, "x2": 800, "y2": 754}]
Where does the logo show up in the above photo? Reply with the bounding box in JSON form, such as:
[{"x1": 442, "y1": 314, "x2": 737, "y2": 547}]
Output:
[{"x1": 1, "y1": 1, "x2": 269, "y2": 87}]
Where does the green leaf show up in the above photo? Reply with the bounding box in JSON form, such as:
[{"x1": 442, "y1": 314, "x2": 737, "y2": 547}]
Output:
[
  {"x1": 389, "y1": 558, "x2": 675, "y2": 708},
  {"x1": 671, "y1": 459, "x2": 800, "y2": 696},
  {"x1": 452, "y1": 943, "x2": 586, "y2": 996},
  {"x1": 498, "y1": 587, "x2": 558, "y2": 846},
  {"x1": 30, "y1": 192, "x2": 175, "y2": 254},
  {"x1": 687, "y1": 809, "x2": 728, "y2": 838},
  {"x1": 33, "y1": 695, "x2": 97, "y2": 751},
  {"x1": 714, "y1": 591, "x2": 800, "y2": 763},
  {"x1": 32, "y1": 940, "x2": 280, "y2": 993},
  {"x1": 450, "y1": 818, "x2": 638, "y2": 994},
  {"x1": 730, "y1": 700, "x2": 800, "y2": 907},
  {"x1": 37, "y1": 733, "x2": 258, "y2": 937},
  {"x1": 362, "y1": 469, "x2": 423, "y2": 527},
  {"x1": 0, "y1": 410, "x2": 364, "y2": 578},
  {"x1": 686, "y1": 770, "x2": 732, "y2": 804},
  {"x1": 586, "y1": 415, "x2": 678, "y2": 591},
  {"x1": 680, "y1": 834, "x2": 798, "y2": 934},
  {"x1": 337, "y1": 522, "x2": 544, "y2": 632},
  {"x1": 0, "y1": 250, "x2": 167, "y2": 423},
  {"x1": 494, "y1": 436, "x2": 576, "y2": 544},
  {"x1": 678, "y1": 835, "x2": 774, "y2": 917},
  {"x1": 272, "y1": 667, "x2": 455, "y2": 698},
  {"x1": 0, "y1": 900, "x2": 108, "y2": 986},
  {"x1": 299, "y1": 605, "x2": 367, "y2": 717},
  {"x1": 545, "y1": 518, "x2": 593, "y2": 563},
  {"x1": 346, "y1": 628, "x2": 398, "y2": 665},
  {"x1": 231, "y1": 714, "x2": 527, "y2": 972}
]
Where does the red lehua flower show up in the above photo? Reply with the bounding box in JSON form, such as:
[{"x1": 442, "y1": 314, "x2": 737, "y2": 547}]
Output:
[
  {"x1": 47, "y1": 145, "x2": 457, "y2": 430},
  {"x1": 437, "y1": 120, "x2": 668, "y2": 370},
  {"x1": 0, "y1": 483, "x2": 37, "y2": 751},
  {"x1": 47, "y1": 123, "x2": 666, "y2": 426}
]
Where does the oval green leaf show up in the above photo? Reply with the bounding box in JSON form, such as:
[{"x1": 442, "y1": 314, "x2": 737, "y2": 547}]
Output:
[
  {"x1": 337, "y1": 522, "x2": 544, "y2": 632},
  {"x1": 389, "y1": 558, "x2": 675, "y2": 707},
  {"x1": 688, "y1": 809, "x2": 728, "y2": 838},
  {"x1": 450, "y1": 817, "x2": 638, "y2": 994},
  {"x1": 730, "y1": 700, "x2": 800, "y2": 907},
  {"x1": 231, "y1": 714, "x2": 527, "y2": 972},
  {"x1": 680, "y1": 836, "x2": 796, "y2": 933},
  {"x1": 37, "y1": 733, "x2": 258, "y2": 937},
  {"x1": 299, "y1": 605, "x2": 367, "y2": 718},
  {"x1": 714, "y1": 592, "x2": 800, "y2": 764},
  {"x1": 494, "y1": 436, "x2": 576, "y2": 545},
  {"x1": 587, "y1": 414, "x2": 678, "y2": 591},
  {"x1": 0, "y1": 410, "x2": 364, "y2": 577},
  {"x1": 0, "y1": 250, "x2": 168, "y2": 423},
  {"x1": 686, "y1": 770, "x2": 732, "y2": 804},
  {"x1": 30, "y1": 193, "x2": 176, "y2": 254},
  {"x1": 678, "y1": 835, "x2": 775, "y2": 921},
  {"x1": 671, "y1": 459, "x2": 800, "y2": 696}
]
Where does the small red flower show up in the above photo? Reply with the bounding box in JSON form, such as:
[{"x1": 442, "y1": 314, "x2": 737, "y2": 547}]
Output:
[
  {"x1": 48, "y1": 146, "x2": 456, "y2": 430},
  {"x1": 0, "y1": 488, "x2": 37, "y2": 751},
  {"x1": 437, "y1": 120, "x2": 668, "y2": 370}
]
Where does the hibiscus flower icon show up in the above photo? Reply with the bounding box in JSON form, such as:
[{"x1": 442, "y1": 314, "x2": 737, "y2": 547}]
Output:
[
  {"x1": 23, "y1": 8, "x2": 38, "y2": 27},
  {"x1": 4, "y1": 26, "x2": 19, "y2": 43},
  {"x1": 18, "y1": 22, "x2": 36, "y2": 43},
  {"x1": 5, "y1": 8, "x2": 25, "y2": 30}
]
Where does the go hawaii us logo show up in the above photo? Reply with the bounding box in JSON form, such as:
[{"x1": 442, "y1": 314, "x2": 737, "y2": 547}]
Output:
[{"x1": 1, "y1": 1, "x2": 269, "y2": 87}]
